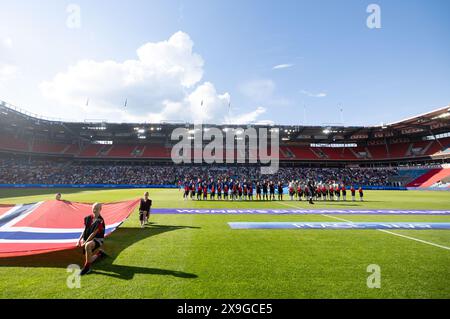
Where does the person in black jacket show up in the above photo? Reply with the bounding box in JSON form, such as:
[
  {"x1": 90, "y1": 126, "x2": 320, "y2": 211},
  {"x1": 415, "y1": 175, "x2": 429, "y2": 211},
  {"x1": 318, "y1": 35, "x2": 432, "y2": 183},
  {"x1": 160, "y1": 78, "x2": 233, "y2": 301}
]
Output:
[
  {"x1": 307, "y1": 180, "x2": 315, "y2": 205},
  {"x1": 139, "y1": 191, "x2": 152, "y2": 228}
]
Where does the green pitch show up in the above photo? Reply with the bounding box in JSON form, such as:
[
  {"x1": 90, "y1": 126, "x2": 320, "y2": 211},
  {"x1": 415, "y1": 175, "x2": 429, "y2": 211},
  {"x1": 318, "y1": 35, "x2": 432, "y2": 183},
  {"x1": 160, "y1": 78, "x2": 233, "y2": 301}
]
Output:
[{"x1": 0, "y1": 189, "x2": 449, "y2": 299}]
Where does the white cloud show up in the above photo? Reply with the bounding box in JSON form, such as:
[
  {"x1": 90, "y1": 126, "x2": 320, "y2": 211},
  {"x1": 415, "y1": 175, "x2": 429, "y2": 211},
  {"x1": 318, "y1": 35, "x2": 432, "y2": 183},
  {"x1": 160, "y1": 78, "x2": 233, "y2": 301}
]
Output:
[
  {"x1": 272, "y1": 63, "x2": 293, "y2": 70},
  {"x1": 225, "y1": 106, "x2": 267, "y2": 125},
  {"x1": 300, "y1": 89, "x2": 327, "y2": 98},
  {"x1": 39, "y1": 31, "x2": 263, "y2": 124},
  {"x1": 0, "y1": 36, "x2": 17, "y2": 83},
  {"x1": 3, "y1": 37, "x2": 12, "y2": 49}
]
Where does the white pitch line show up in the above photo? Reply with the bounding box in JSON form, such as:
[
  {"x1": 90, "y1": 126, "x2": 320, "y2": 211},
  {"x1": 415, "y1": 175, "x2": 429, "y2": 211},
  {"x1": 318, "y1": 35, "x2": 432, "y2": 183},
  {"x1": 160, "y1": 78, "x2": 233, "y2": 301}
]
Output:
[
  {"x1": 322, "y1": 213, "x2": 450, "y2": 251},
  {"x1": 278, "y1": 201, "x2": 450, "y2": 251}
]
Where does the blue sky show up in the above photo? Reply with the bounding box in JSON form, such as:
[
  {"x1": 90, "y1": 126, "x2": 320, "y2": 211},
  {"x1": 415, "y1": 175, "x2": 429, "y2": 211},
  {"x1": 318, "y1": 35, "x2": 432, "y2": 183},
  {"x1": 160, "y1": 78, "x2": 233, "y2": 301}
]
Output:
[{"x1": 0, "y1": 0, "x2": 449, "y2": 125}]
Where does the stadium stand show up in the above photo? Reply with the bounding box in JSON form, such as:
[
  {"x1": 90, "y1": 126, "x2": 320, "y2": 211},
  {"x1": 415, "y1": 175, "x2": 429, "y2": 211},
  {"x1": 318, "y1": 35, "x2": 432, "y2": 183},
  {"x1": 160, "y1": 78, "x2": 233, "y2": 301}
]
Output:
[
  {"x1": 388, "y1": 142, "x2": 410, "y2": 158},
  {"x1": 142, "y1": 145, "x2": 172, "y2": 158},
  {"x1": 107, "y1": 144, "x2": 136, "y2": 157},
  {"x1": 319, "y1": 147, "x2": 358, "y2": 160},
  {"x1": 283, "y1": 146, "x2": 319, "y2": 160},
  {"x1": 31, "y1": 140, "x2": 68, "y2": 154},
  {"x1": 0, "y1": 158, "x2": 400, "y2": 186},
  {"x1": 0, "y1": 133, "x2": 29, "y2": 152},
  {"x1": 406, "y1": 167, "x2": 450, "y2": 188},
  {"x1": 63, "y1": 144, "x2": 81, "y2": 155},
  {"x1": 0, "y1": 101, "x2": 448, "y2": 172},
  {"x1": 366, "y1": 145, "x2": 388, "y2": 160},
  {"x1": 78, "y1": 144, "x2": 104, "y2": 157}
]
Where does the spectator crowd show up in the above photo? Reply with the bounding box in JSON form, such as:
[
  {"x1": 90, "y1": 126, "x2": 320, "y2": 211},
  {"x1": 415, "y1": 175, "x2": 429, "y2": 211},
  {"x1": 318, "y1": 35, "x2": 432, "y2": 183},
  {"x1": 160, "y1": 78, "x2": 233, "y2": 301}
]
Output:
[{"x1": 0, "y1": 158, "x2": 399, "y2": 186}]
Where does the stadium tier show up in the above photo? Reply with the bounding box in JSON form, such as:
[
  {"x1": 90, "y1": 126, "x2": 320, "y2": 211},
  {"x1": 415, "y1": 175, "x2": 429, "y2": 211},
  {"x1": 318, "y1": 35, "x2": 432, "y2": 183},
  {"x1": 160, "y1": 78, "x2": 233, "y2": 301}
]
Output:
[
  {"x1": 1, "y1": 132, "x2": 449, "y2": 162},
  {"x1": 0, "y1": 101, "x2": 449, "y2": 164}
]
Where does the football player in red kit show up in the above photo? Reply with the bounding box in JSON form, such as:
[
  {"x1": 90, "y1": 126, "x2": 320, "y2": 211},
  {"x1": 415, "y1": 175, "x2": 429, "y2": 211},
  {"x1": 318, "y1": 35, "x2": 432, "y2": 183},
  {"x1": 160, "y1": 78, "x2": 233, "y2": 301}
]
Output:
[
  {"x1": 297, "y1": 184, "x2": 303, "y2": 201},
  {"x1": 210, "y1": 182, "x2": 215, "y2": 200},
  {"x1": 289, "y1": 183, "x2": 295, "y2": 201},
  {"x1": 341, "y1": 184, "x2": 347, "y2": 201},
  {"x1": 224, "y1": 183, "x2": 229, "y2": 200}
]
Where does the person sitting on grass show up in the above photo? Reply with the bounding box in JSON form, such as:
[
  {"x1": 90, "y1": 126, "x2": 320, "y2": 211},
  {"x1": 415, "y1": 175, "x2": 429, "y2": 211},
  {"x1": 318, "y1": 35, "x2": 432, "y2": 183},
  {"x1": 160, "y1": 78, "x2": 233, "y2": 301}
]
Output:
[{"x1": 77, "y1": 203, "x2": 106, "y2": 276}]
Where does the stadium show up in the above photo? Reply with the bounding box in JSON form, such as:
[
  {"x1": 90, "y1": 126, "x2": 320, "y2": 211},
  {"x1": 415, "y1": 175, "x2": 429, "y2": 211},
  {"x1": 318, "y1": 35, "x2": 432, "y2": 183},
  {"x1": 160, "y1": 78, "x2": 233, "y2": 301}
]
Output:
[
  {"x1": 1, "y1": 0, "x2": 449, "y2": 305},
  {"x1": 1, "y1": 100, "x2": 449, "y2": 299}
]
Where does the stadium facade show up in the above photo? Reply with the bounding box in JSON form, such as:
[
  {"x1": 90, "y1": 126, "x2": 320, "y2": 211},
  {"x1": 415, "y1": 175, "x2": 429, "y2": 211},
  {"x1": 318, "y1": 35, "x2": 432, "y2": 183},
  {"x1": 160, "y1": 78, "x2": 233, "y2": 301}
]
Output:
[
  {"x1": 1, "y1": 101, "x2": 449, "y2": 164},
  {"x1": 0, "y1": 101, "x2": 449, "y2": 189}
]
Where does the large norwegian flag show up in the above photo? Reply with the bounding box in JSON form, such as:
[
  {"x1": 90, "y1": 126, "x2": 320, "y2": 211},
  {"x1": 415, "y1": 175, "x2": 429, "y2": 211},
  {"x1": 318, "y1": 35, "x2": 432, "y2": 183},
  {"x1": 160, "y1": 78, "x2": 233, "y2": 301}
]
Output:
[{"x1": 0, "y1": 199, "x2": 140, "y2": 257}]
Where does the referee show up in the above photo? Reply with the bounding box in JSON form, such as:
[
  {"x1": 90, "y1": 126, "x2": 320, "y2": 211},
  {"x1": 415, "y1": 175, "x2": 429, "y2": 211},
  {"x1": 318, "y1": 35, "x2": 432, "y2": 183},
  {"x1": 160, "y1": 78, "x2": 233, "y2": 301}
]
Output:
[
  {"x1": 307, "y1": 180, "x2": 315, "y2": 205},
  {"x1": 139, "y1": 191, "x2": 152, "y2": 228}
]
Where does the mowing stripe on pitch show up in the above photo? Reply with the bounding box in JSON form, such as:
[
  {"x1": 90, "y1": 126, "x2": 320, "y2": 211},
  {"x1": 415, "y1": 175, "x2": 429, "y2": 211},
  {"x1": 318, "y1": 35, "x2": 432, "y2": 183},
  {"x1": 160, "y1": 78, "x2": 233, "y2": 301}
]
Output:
[
  {"x1": 322, "y1": 214, "x2": 450, "y2": 251},
  {"x1": 152, "y1": 208, "x2": 450, "y2": 215},
  {"x1": 228, "y1": 222, "x2": 450, "y2": 230},
  {"x1": 279, "y1": 202, "x2": 450, "y2": 251}
]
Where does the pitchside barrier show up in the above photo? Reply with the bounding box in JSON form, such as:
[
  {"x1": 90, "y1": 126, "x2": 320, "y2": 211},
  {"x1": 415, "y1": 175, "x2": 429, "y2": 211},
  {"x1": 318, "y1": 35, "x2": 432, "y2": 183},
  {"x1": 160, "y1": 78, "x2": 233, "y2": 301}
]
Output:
[
  {"x1": 0, "y1": 184, "x2": 179, "y2": 189},
  {"x1": 0, "y1": 184, "x2": 407, "y2": 191}
]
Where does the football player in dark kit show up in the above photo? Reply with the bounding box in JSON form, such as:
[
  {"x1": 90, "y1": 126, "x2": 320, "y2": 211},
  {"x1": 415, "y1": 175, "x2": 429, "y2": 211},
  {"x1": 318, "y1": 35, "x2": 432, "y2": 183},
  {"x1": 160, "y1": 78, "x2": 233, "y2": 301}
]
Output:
[
  {"x1": 77, "y1": 203, "x2": 106, "y2": 275},
  {"x1": 248, "y1": 183, "x2": 253, "y2": 200},
  {"x1": 238, "y1": 183, "x2": 243, "y2": 200},
  {"x1": 269, "y1": 181, "x2": 275, "y2": 201},
  {"x1": 190, "y1": 180, "x2": 196, "y2": 200},
  {"x1": 243, "y1": 183, "x2": 248, "y2": 200},
  {"x1": 183, "y1": 179, "x2": 190, "y2": 201},
  {"x1": 224, "y1": 182, "x2": 229, "y2": 200},
  {"x1": 262, "y1": 181, "x2": 268, "y2": 201},
  {"x1": 277, "y1": 182, "x2": 284, "y2": 201},
  {"x1": 197, "y1": 181, "x2": 203, "y2": 200},
  {"x1": 139, "y1": 191, "x2": 152, "y2": 228},
  {"x1": 342, "y1": 184, "x2": 347, "y2": 201},
  {"x1": 351, "y1": 185, "x2": 356, "y2": 201},
  {"x1": 256, "y1": 182, "x2": 262, "y2": 200},
  {"x1": 210, "y1": 181, "x2": 216, "y2": 200},
  {"x1": 335, "y1": 184, "x2": 341, "y2": 201}
]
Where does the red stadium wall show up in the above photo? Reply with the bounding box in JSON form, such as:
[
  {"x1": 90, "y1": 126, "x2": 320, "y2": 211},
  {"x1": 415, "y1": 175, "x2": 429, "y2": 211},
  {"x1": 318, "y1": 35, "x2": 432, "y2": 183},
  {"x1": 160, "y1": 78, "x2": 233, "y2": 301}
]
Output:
[
  {"x1": 1, "y1": 135, "x2": 449, "y2": 162},
  {"x1": 406, "y1": 168, "x2": 450, "y2": 188}
]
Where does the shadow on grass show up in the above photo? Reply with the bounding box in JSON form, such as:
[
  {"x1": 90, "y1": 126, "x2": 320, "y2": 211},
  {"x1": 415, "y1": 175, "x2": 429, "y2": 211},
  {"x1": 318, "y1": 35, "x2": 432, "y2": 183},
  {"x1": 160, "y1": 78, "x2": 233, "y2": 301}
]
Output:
[{"x1": 0, "y1": 224, "x2": 200, "y2": 280}]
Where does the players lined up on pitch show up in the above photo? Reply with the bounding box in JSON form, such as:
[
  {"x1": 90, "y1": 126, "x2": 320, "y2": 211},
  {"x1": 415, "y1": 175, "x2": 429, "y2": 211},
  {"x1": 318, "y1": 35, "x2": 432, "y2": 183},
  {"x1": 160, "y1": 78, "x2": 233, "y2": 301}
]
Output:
[{"x1": 182, "y1": 179, "x2": 364, "y2": 203}]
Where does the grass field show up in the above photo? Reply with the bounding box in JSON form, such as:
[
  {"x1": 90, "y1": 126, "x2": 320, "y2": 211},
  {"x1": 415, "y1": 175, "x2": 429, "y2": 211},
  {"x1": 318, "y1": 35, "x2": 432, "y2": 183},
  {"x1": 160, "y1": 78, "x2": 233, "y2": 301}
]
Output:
[{"x1": 0, "y1": 188, "x2": 449, "y2": 299}]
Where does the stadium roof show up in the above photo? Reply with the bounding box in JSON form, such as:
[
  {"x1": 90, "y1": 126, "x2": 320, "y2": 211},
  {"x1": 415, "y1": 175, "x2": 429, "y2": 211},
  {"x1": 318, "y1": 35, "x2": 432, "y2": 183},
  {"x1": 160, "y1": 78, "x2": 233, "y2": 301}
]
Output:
[
  {"x1": 386, "y1": 105, "x2": 450, "y2": 130},
  {"x1": 1, "y1": 100, "x2": 449, "y2": 143}
]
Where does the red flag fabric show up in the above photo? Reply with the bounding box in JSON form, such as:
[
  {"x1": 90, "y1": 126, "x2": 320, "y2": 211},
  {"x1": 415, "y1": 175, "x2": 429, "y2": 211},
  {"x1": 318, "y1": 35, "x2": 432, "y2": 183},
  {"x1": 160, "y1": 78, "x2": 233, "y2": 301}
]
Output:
[{"x1": 0, "y1": 199, "x2": 140, "y2": 258}]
